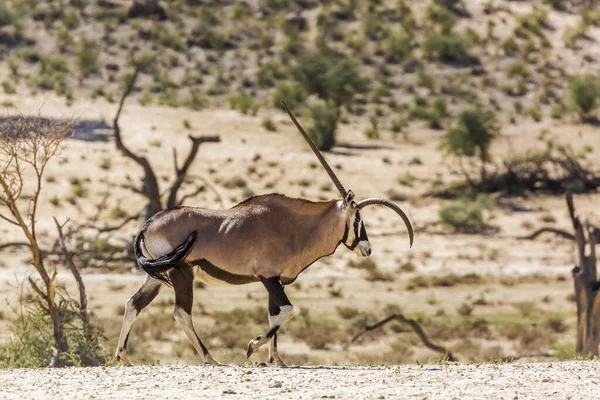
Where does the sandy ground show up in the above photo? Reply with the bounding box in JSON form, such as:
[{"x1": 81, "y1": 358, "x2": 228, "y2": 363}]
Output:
[{"x1": 0, "y1": 361, "x2": 598, "y2": 399}]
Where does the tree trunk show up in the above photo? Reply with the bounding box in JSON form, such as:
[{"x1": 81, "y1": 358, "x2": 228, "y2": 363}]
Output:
[{"x1": 567, "y1": 191, "x2": 600, "y2": 357}]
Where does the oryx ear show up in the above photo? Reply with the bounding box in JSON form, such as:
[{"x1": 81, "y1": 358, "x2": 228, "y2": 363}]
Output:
[{"x1": 344, "y1": 190, "x2": 355, "y2": 206}]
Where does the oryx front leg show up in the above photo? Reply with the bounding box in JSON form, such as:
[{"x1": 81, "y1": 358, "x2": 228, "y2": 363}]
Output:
[
  {"x1": 247, "y1": 277, "x2": 293, "y2": 361},
  {"x1": 268, "y1": 295, "x2": 286, "y2": 366},
  {"x1": 169, "y1": 267, "x2": 219, "y2": 365},
  {"x1": 116, "y1": 275, "x2": 162, "y2": 366}
]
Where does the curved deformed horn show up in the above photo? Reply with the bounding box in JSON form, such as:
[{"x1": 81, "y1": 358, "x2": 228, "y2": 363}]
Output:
[
  {"x1": 357, "y1": 198, "x2": 414, "y2": 248},
  {"x1": 281, "y1": 100, "x2": 348, "y2": 200}
]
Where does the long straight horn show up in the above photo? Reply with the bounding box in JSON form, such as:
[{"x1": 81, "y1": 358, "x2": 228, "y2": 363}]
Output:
[
  {"x1": 281, "y1": 100, "x2": 348, "y2": 200},
  {"x1": 357, "y1": 198, "x2": 414, "y2": 248}
]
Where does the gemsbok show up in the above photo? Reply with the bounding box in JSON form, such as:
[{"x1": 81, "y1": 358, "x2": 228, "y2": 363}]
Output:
[{"x1": 116, "y1": 101, "x2": 414, "y2": 366}]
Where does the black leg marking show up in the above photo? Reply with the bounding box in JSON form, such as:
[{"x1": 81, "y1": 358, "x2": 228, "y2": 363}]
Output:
[
  {"x1": 247, "y1": 277, "x2": 293, "y2": 363},
  {"x1": 131, "y1": 283, "x2": 161, "y2": 313},
  {"x1": 266, "y1": 325, "x2": 280, "y2": 339},
  {"x1": 268, "y1": 294, "x2": 280, "y2": 316},
  {"x1": 116, "y1": 276, "x2": 162, "y2": 364},
  {"x1": 261, "y1": 277, "x2": 291, "y2": 307}
]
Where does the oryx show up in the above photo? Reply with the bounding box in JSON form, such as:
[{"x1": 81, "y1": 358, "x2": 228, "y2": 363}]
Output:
[{"x1": 116, "y1": 102, "x2": 414, "y2": 366}]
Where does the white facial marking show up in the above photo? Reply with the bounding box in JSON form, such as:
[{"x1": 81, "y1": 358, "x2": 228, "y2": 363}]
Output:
[{"x1": 355, "y1": 241, "x2": 372, "y2": 257}]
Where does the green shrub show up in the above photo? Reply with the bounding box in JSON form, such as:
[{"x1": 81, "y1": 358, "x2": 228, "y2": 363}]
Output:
[
  {"x1": 183, "y1": 89, "x2": 208, "y2": 111},
  {"x1": 364, "y1": 117, "x2": 379, "y2": 139},
  {"x1": 426, "y1": 4, "x2": 457, "y2": 34},
  {"x1": 2, "y1": 81, "x2": 16, "y2": 94},
  {"x1": 272, "y1": 82, "x2": 306, "y2": 111},
  {"x1": 423, "y1": 33, "x2": 477, "y2": 65},
  {"x1": 551, "y1": 103, "x2": 565, "y2": 119},
  {"x1": 384, "y1": 27, "x2": 411, "y2": 64},
  {"x1": 262, "y1": 117, "x2": 277, "y2": 132},
  {"x1": 229, "y1": 92, "x2": 259, "y2": 115},
  {"x1": 257, "y1": 61, "x2": 286, "y2": 88},
  {"x1": 77, "y1": 38, "x2": 100, "y2": 77},
  {"x1": 528, "y1": 106, "x2": 542, "y2": 122},
  {"x1": 391, "y1": 117, "x2": 409, "y2": 134},
  {"x1": 409, "y1": 96, "x2": 448, "y2": 129},
  {"x1": 505, "y1": 62, "x2": 530, "y2": 78},
  {"x1": 443, "y1": 108, "x2": 498, "y2": 163},
  {"x1": 0, "y1": 307, "x2": 107, "y2": 368},
  {"x1": 264, "y1": 0, "x2": 290, "y2": 10},
  {"x1": 568, "y1": 74, "x2": 600, "y2": 121},
  {"x1": 230, "y1": 2, "x2": 251, "y2": 19},
  {"x1": 564, "y1": 22, "x2": 587, "y2": 50},
  {"x1": 56, "y1": 25, "x2": 75, "y2": 52},
  {"x1": 308, "y1": 102, "x2": 339, "y2": 151},
  {"x1": 0, "y1": 0, "x2": 16, "y2": 27},
  {"x1": 516, "y1": 8, "x2": 548, "y2": 38},
  {"x1": 287, "y1": 308, "x2": 342, "y2": 350},
  {"x1": 434, "y1": 0, "x2": 463, "y2": 11},
  {"x1": 291, "y1": 51, "x2": 368, "y2": 108},
  {"x1": 544, "y1": 0, "x2": 566, "y2": 10},
  {"x1": 439, "y1": 195, "x2": 495, "y2": 233}
]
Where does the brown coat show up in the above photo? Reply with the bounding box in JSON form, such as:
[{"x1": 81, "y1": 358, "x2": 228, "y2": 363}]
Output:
[{"x1": 141, "y1": 194, "x2": 347, "y2": 284}]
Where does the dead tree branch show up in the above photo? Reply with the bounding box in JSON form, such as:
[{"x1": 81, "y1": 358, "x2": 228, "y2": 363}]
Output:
[
  {"x1": 348, "y1": 313, "x2": 458, "y2": 362},
  {"x1": 114, "y1": 54, "x2": 220, "y2": 219},
  {"x1": 567, "y1": 190, "x2": 600, "y2": 357},
  {"x1": 53, "y1": 217, "x2": 89, "y2": 328},
  {"x1": 167, "y1": 135, "x2": 220, "y2": 208},
  {"x1": 113, "y1": 57, "x2": 162, "y2": 218}
]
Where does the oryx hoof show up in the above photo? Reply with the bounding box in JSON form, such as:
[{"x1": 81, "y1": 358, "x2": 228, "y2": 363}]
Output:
[
  {"x1": 269, "y1": 356, "x2": 287, "y2": 367},
  {"x1": 116, "y1": 351, "x2": 133, "y2": 366},
  {"x1": 204, "y1": 355, "x2": 220, "y2": 366},
  {"x1": 246, "y1": 336, "x2": 264, "y2": 359}
]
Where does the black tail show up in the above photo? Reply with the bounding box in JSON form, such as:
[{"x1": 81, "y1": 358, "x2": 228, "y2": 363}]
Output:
[{"x1": 134, "y1": 230, "x2": 198, "y2": 286}]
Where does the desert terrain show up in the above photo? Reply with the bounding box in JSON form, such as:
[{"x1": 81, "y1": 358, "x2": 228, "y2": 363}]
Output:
[{"x1": 0, "y1": 0, "x2": 600, "y2": 397}]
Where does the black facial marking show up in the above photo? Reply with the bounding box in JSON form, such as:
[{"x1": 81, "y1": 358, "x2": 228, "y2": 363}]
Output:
[
  {"x1": 360, "y1": 224, "x2": 368, "y2": 240},
  {"x1": 341, "y1": 222, "x2": 349, "y2": 245},
  {"x1": 353, "y1": 212, "x2": 360, "y2": 238}
]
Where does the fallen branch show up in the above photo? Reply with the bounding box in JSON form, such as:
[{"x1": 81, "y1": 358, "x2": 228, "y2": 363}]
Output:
[
  {"x1": 0, "y1": 241, "x2": 30, "y2": 251},
  {"x1": 348, "y1": 313, "x2": 458, "y2": 362},
  {"x1": 518, "y1": 227, "x2": 575, "y2": 241}
]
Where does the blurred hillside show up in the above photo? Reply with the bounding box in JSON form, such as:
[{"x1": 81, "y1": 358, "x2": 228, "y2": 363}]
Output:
[{"x1": 1, "y1": 0, "x2": 600, "y2": 130}]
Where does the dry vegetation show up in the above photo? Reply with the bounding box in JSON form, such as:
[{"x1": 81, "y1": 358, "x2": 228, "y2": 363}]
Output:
[{"x1": 0, "y1": 0, "x2": 599, "y2": 368}]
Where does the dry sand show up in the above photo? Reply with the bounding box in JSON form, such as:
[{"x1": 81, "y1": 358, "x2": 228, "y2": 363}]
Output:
[{"x1": 0, "y1": 361, "x2": 598, "y2": 399}]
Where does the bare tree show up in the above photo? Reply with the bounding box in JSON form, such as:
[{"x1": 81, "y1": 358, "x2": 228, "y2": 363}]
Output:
[
  {"x1": 567, "y1": 191, "x2": 600, "y2": 357},
  {"x1": 0, "y1": 116, "x2": 72, "y2": 359},
  {"x1": 113, "y1": 59, "x2": 221, "y2": 219}
]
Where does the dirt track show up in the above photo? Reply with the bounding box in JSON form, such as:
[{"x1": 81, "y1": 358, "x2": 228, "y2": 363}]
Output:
[{"x1": 0, "y1": 361, "x2": 598, "y2": 399}]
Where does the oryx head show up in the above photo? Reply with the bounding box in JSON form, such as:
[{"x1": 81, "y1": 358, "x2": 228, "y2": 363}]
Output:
[{"x1": 282, "y1": 101, "x2": 414, "y2": 258}]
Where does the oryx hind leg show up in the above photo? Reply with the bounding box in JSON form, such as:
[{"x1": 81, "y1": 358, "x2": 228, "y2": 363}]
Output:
[
  {"x1": 169, "y1": 266, "x2": 219, "y2": 365},
  {"x1": 247, "y1": 277, "x2": 293, "y2": 361},
  {"x1": 116, "y1": 275, "x2": 162, "y2": 365},
  {"x1": 268, "y1": 294, "x2": 286, "y2": 366}
]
